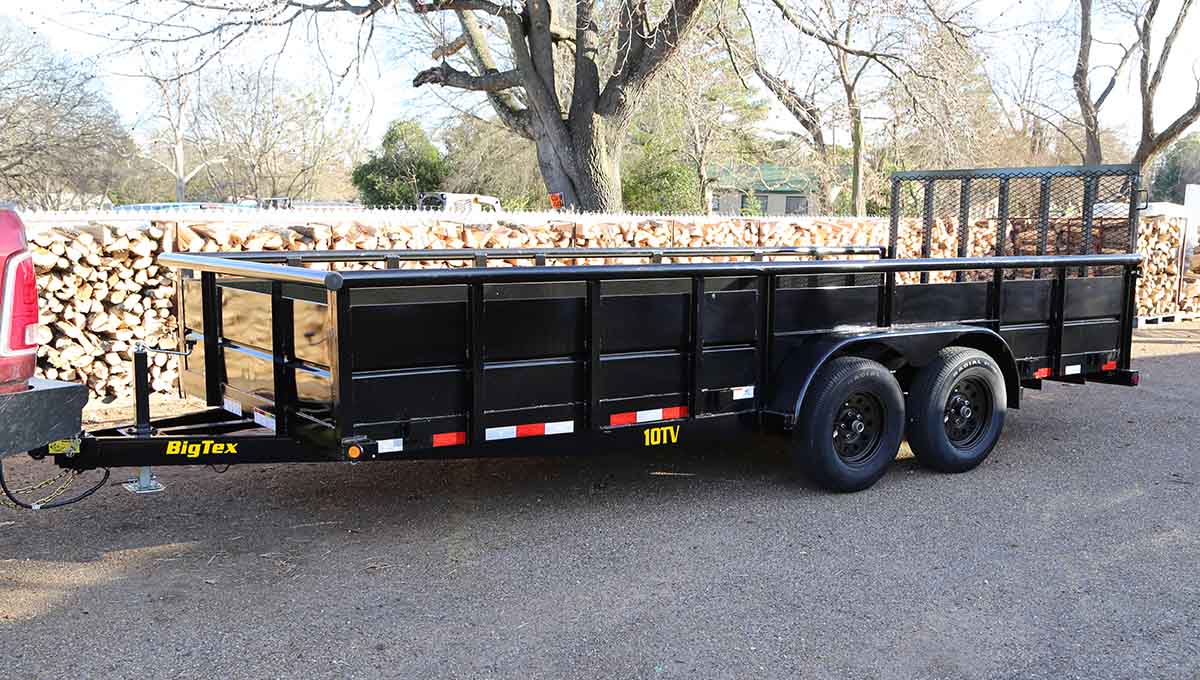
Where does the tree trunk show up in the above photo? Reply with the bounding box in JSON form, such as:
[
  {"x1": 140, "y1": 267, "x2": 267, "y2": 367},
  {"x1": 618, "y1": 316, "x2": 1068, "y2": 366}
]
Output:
[
  {"x1": 530, "y1": 114, "x2": 622, "y2": 212},
  {"x1": 848, "y1": 98, "x2": 866, "y2": 217},
  {"x1": 174, "y1": 138, "x2": 187, "y2": 202}
]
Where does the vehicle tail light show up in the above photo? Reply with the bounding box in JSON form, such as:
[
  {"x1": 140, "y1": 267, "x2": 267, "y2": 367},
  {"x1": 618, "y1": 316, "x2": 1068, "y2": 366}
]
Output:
[{"x1": 1, "y1": 251, "x2": 38, "y2": 357}]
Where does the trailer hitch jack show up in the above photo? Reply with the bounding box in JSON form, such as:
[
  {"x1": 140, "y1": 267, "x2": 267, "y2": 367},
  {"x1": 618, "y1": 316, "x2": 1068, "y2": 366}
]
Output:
[{"x1": 122, "y1": 342, "x2": 177, "y2": 494}]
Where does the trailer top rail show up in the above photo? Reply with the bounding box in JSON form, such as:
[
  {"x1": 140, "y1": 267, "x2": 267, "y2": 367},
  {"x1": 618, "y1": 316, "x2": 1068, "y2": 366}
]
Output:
[{"x1": 160, "y1": 249, "x2": 1141, "y2": 291}]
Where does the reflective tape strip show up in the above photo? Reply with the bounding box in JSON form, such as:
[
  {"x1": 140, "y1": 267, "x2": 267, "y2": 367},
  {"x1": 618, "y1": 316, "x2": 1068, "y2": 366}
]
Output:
[
  {"x1": 486, "y1": 420, "x2": 575, "y2": 441},
  {"x1": 731, "y1": 385, "x2": 755, "y2": 400},
  {"x1": 636, "y1": 409, "x2": 663, "y2": 423},
  {"x1": 378, "y1": 438, "x2": 403, "y2": 453},
  {"x1": 432, "y1": 431, "x2": 467, "y2": 447},
  {"x1": 486, "y1": 426, "x2": 517, "y2": 441},
  {"x1": 515, "y1": 423, "x2": 545, "y2": 438},
  {"x1": 610, "y1": 406, "x2": 688, "y2": 426},
  {"x1": 610, "y1": 411, "x2": 637, "y2": 426},
  {"x1": 1064, "y1": 364, "x2": 1082, "y2": 376},
  {"x1": 544, "y1": 420, "x2": 574, "y2": 435}
]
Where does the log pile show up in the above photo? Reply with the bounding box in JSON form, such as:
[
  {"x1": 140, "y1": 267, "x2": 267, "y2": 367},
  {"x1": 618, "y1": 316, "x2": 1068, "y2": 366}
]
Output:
[
  {"x1": 29, "y1": 224, "x2": 179, "y2": 401},
  {"x1": 27, "y1": 212, "x2": 1197, "y2": 398}
]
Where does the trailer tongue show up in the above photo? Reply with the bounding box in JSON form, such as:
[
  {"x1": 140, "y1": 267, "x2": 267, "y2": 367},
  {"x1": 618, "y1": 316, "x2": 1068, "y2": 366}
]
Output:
[{"x1": 4, "y1": 164, "x2": 1146, "y2": 503}]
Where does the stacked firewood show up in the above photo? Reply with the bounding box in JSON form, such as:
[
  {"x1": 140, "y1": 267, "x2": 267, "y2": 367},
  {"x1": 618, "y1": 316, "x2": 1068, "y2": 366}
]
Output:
[
  {"x1": 1136, "y1": 216, "x2": 1191, "y2": 317},
  {"x1": 28, "y1": 213, "x2": 1196, "y2": 398},
  {"x1": 29, "y1": 224, "x2": 179, "y2": 400}
]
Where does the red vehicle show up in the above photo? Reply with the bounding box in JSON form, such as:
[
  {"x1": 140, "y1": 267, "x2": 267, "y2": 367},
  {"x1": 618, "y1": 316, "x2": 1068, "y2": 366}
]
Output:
[{"x1": 0, "y1": 210, "x2": 87, "y2": 471}]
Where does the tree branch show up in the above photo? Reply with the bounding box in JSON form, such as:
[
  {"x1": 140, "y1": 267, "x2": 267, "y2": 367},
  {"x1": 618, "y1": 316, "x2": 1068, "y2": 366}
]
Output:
[
  {"x1": 1149, "y1": 0, "x2": 1194, "y2": 97},
  {"x1": 454, "y1": 10, "x2": 533, "y2": 139},
  {"x1": 596, "y1": 0, "x2": 705, "y2": 119},
  {"x1": 183, "y1": 157, "x2": 226, "y2": 183},
  {"x1": 412, "y1": 62, "x2": 522, "y2": 91}
]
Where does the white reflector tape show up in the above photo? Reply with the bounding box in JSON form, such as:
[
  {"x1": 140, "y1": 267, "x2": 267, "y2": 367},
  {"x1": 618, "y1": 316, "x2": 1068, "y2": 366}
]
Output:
[
  {"x1": 636, "y1": 409, "x2": 664, "y2": 423},
  {"x1": 252, "y1": 408, "x2": 276, "y2": 432},
  {"x1": 732, "y1": 385, "x2": 755, "y2": 400},
  {"x1": 377, "y1": 438, "x2": 403, "y2": 453},
  {"x1": 1064, "y1": 364, "x2": 1082, "y2": 376},
  {"x1": 544, "y1": 420, "x2": 574, "y2": 435},
  {"x1": 486, "y1": 426, "x2": 518, "y2": 441},
  {"x1": 223, "y1": 397, "x2": 242, "y2": 417}
]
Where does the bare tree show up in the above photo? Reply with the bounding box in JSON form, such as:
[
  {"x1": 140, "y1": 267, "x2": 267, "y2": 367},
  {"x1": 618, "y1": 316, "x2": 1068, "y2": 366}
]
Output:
[
  {"x1": 1073, "y1": 0, "x2": 1200, "y2": 171},
  {"x1": 1127, "y1": 0, "x2": 1200, "y2": 171},
  {"x1": 190, "y1": 66, "x2": 357, "y2": 201},
  {"x1": 1073, "y1": 0, "x2": 1137, "y2": 163},
  {"x1": 92, "y1": 0, "x2": 711, "y2": 212},
  {"x1": 731, "y1": 0, "x2": 965, "y2": 216},
  {"x1": 138, "y1": 53, "x2": 227, "y2": 202},
  {"x1": 0, "y1": 18, "x2": 131, "y2": 208},
  {"x1": 647, "y1": 21, "x2": 767, "y2": 213}
]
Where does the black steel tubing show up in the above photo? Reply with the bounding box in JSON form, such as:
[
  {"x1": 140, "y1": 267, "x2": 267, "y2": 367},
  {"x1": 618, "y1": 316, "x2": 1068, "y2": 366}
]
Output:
[
  {"x1": 164, "y1": 252, "x2": 1141, "y2": 290},
  {"x1": 892, "y1": 163, "x2": 1137, "y2": 181},
  {"x1": 167, "y1": 245, "x2": 887, "y2": 264},
  {"x1": 162, "y1": 252, "x2": 345, "y2": 289},
  {"x1": 331, "y1": 254, "x2": 1141, "y2": 287}
]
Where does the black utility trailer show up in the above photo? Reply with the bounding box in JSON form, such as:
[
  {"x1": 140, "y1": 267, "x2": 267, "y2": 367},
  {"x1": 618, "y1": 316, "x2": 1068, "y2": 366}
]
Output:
[{"x1": 34, "y1": 165, "x2": 1145, "y2": 495}]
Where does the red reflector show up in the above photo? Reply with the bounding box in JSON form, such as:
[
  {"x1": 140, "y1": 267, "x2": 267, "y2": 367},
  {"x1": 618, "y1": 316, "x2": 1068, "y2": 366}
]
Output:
[
  {"x1": 1131, "y1": 372, "x2": 1140, "y2": 386},
  {"x1": 662, "y1": 406, "x2": 688, "y2": 420},
  {"x1": 1101, "y1": 360, "x2": 1117, "y2": 371},
  {"x1": 1033, "y1": 367, "x2": 1052, "y2": 379},
  {"x1": 432, "y1": 431, "x2": 466, "y2": 447},
  {"x1": 609, "y1": 412, "x2": 637, "y2": 426},
  {"x1": 515, "y1": 423, "x2": 544, "y2": 438}
]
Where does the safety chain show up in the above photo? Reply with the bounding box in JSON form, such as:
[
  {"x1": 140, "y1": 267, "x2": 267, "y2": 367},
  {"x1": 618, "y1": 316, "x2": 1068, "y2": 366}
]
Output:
[{"x1": 0, "y1": 468, "x2": 76, "y2": 510}]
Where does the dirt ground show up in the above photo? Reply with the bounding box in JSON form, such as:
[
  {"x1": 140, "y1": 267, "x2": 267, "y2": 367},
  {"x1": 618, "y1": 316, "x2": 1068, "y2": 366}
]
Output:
[{"x1": 2, "y1": 321, "x2": 1198, "y2": 679}]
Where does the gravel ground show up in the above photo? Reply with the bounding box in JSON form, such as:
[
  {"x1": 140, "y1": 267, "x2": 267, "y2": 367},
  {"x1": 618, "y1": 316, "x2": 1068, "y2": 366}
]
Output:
[{"x1": 2, "y1": 322, "x2": 1198, "y2": 679}]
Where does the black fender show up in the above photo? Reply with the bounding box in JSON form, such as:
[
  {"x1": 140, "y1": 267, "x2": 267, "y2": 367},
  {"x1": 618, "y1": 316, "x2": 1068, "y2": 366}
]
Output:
[{"x1": 766, "y1": 325, "x2": 1021, "y2": 428}]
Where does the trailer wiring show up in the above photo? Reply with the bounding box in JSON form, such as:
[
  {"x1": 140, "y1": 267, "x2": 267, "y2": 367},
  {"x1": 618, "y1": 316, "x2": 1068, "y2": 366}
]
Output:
[{"x1": 0, "y1": 460, "x2": 109, "y2": 510}]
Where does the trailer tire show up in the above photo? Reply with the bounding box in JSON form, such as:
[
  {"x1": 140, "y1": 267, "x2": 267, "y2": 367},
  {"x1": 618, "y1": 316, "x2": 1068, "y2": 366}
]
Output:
[
  {"x1": 906, "y1": 347, "x2": 1007, "y2": 473},
  {"x1": 794, "y1": 357, "x2": 905, "y2": 492}
]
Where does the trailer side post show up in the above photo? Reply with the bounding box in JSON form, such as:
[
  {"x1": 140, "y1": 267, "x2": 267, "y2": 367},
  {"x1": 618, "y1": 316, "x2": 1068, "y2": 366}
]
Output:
[
  {"x1": 270, "y1": 281, "x2": 296, "y2": 436},
  {"x1": 755, "y1": 273, "x2": 771, "y2": 421},
  {"x1": 989, "y1": 267, "x2": 1004, "y2": 332},
  {"x1": 1119, "y1": 262, "x2": 1139, "y2": 370},
  {"x1": 689, "y1": 276, "x2": 704, "y2": 418},
  {"x1": 469, "y1": 282, "x2": 486, "y2": 444},
  {"x1": 200, "y1": 272, "x2": 222, "y2": 406},
  {"x1": 587, "y1": 280, "x2": 602, "y2": 430},
  {"x1": 329, "y1": 289, "x2": 356, "y2": 443},
  {"x1": 1049, "y1": 266, "x2": 1068, "y2": 375}
]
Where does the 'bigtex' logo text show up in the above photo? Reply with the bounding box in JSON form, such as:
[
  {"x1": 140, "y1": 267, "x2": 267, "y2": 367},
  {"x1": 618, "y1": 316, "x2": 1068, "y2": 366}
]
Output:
[{"x1": 165, "y1": 440, "x2": 239, "y2": 458}]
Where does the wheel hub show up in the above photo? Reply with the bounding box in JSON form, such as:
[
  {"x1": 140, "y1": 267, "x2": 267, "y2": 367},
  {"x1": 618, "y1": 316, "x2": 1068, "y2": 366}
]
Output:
[
  {"x1": 832, "y1": 393, "x2": 884, "y2": 464},
  {"x1": 943, "y1": 377, "x2": 991, "y2": 447}
]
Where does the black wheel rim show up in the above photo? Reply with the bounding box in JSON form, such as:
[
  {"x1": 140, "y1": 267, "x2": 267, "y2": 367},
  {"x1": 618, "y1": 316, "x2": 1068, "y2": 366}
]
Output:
[
  {"x1": 832, "y1": 392, "x2": 884, "y2": 464},
  {"x1": 943, "y1": 376, "x2": 992, "y2": 448}
]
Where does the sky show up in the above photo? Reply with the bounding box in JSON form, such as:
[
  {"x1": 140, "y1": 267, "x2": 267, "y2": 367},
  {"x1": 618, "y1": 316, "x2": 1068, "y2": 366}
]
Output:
[{"x1": 0, "y1": 0, "x2": 1197, "y2": 153}]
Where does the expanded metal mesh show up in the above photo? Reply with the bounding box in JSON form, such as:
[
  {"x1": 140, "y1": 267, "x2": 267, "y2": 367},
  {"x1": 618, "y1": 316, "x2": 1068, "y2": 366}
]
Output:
[{"x1": 890, "y1": 166, "x2": 1140, "y2": 280}]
